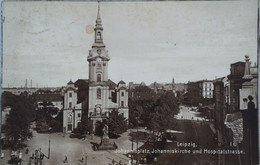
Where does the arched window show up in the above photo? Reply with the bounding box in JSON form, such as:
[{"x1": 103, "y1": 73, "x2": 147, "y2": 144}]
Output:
[
  {"x1": 68, "y1": 115, "x2": 72, "y2": 123},
  {"x1": 97, "y1": 88, "x2": 101, "y2": 99},
  {"x1": 97, "y1": 74, "x2": 101, "y2": 82},
  {"x1": 97, "y1": 31, "x2": 101, "y2": 39}
]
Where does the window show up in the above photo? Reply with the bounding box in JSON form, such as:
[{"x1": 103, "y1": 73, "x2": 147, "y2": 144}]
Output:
[
  {"x1": 69, "y1": 102, "x2": 72, "y2": 108},
  {"x1": 68, "y1": 115, "x2": 72, "y2": 123},
  {"x1": 121, "y1": 92, "x2": 124, "y2": 97},
  {"x1": 97, "y1": 88, "x2": 101, "y2": 99},
  {"x1": 121, "y1": 101, "x2": 124, "y2": 107},
  {"x1": 97, "y1": 63, "x2": 102, "y2": 70},
  {"x1": 97, "y1": 74, "x2": 101, "y2": 82},
  {"x1": 97, "y1": 31, "x2": 101, "y2": 39},
  {"x1": 78, "y1": 113, "x2": 81, "y2": 118},
  {"x1": 69, "y1": 92, "x2": 72, "y2": 97}
]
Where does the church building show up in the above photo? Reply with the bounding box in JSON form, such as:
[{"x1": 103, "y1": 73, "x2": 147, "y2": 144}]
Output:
[{"x1": 63, "y1": 3, "x2": 129, "y2": 133}]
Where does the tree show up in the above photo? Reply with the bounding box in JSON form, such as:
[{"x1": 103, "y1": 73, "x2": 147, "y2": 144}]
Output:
[
  {"x1": 128, "y1": 85, "x2": 157, "y2": 128},
  {"x1": 149, "y1": 104, "x2": 176, "y2": 138},
  {"x1": 36, "y1": 101, "x2": 61, "y2": 132},
  {"x1": 146, "y1": 91, "x2": 178, "y2": 140},
  {"x1": 73, "y1": 114, "x2": 93, "y2": 135},
  {"x1": 129, "y1": 85, "x2": 179, "y2": 132},
  {"x1": 107, "y1": 109, "x2": 128, "y2": 136},
  {"x1": 186, "y1": 82, "x2": 203, "y2": 106},
  {"x1": 3, "y1": 92, "x2": 35, "y2": 149}
]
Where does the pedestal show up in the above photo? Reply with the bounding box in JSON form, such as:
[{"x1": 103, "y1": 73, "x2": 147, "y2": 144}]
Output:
[{"x1": 98, "y1": 137, "x2": 117, "y2": 150}]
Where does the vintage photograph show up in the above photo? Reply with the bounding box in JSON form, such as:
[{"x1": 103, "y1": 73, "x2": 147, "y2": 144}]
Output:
[{"x1": 1, "y1": 1, "x2": 258, "y2": 165}]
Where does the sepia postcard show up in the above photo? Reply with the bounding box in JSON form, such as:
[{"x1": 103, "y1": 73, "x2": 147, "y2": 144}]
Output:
[{"x1": 0, "y1": 0, "x2": 259, "y2": 165}]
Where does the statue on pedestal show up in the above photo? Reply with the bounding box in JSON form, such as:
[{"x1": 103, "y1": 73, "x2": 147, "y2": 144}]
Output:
[
  {"x1": 103, "y1": 124, "x2": 109, "y2": 139},
  {"x1": 94, "y1": 121, "x2": 117, "y2": 150}
]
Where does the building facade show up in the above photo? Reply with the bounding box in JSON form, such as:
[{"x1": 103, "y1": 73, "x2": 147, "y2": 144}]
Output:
[
  {"x1": 35, "y1": 93, "x2": 63, "y2": 110},
  {"x1": 62, "y1": 4, "x2": 129, "y2": 133},
  {"x1": 186, "y1": 80, "x2": 214, "y2": 106},
  {"x1": 202, "y1": 81, "x2": 214, "y2": 98},
  {"x1": 213, "y1": 55, "x2": 258, "y2": 165},
  {"x1": 62, "y1": 81, "x2": 82, "y2": 133},
  {"x1": 239, "y1": 56, "x2": 258, "y2": 165}
]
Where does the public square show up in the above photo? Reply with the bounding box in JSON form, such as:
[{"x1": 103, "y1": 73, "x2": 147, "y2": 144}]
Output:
[
  {"x1": 1, "y1": 106, "x2": 218, "y2": 165},
  {"x1": 1, "y1": 128, "x2": 142, "y2": 165}
]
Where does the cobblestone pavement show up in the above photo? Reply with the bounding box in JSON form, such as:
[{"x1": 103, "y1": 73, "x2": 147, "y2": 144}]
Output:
[{"x1": 0, "y1": 129, "x2": 143, "y2": 165}]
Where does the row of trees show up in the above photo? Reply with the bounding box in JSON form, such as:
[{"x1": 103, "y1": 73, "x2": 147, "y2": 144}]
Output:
[
  {"x1": 129, "y1": 86, "x2": 179, "y2": 136},
  {"x1": 184, "y1": 82, "x2": 214, "y2": 106},
  {"x1": 73, "y1": 109, "x2": 128, "y2": 138},
  {"x1": 2, "y1": 92, "x2": 36, "y2": 149}
]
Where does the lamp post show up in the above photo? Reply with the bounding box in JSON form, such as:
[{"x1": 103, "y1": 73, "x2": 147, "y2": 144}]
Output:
[
  {"x1": 130, "y1": 123, "x2": 133, "y2": 165},
  {"x1": 48, "y1": 127, "x2": 51, "y2": 159},
  {"x1": 135, "y1": 117, "x2": 139, "y2": 150}
]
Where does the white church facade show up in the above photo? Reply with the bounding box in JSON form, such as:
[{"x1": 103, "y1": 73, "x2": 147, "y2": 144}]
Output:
[{"x1": 63, "y1": 4, "x2": 129, "y2": 133}]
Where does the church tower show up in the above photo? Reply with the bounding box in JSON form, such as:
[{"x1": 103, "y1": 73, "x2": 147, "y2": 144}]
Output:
[
  {"x1": 63, "y1": 2, "x2": 129, "y2": 134},
  {"x1": 87, "y1": 2, "x2": 110, "y2": 82},
  {"x1": 87, "y1": 3, "x2": 111, "y2": 131}
]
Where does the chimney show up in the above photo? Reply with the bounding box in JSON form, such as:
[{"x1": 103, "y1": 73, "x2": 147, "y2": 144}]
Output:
[{"x1": 243, "y1": 55, "x2": 253, "y2": 80}]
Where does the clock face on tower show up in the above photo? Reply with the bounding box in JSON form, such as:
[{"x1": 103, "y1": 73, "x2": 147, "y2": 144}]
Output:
[{"x1": 97, "y1": 49, "x2": 101, "y2": 55}]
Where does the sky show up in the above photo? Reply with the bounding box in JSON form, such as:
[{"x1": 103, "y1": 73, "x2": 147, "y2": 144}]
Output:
[{"x1": 2, "y1": 0, "x2": 258, "y2": 88}]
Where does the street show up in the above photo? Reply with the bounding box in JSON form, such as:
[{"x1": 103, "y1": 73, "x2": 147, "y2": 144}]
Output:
[{"x1": 151, "y1": 105, "x2": 218, "y2": 165}]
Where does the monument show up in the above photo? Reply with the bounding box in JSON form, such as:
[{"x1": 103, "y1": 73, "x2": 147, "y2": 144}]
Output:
[{"x1": 97, "y1": 123, "x2": 117, "y2": 150}]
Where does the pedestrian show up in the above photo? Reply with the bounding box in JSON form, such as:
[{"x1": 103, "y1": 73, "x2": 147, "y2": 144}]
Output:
[
  {"x1": 19, "y1": 151, "x2": 22, "y2": 159},
  {"x1": 26, "y1": 148, "x2": 29, "y2": 154},
  {"x1": 91, "y1": 133, "x2": 93, "y2": 140},
  {"x1": 79, "y1": 156, "x2": 84, "y2": 162},
  {"x1": 112, "y1": 159, "x2": 115, "y2": 165},
  {"x1": 1, "y1": 152, "x2": 4, "y2": 159},
  {"x1": 63, "y1": 155, "x2": 68, "y2": 163}
]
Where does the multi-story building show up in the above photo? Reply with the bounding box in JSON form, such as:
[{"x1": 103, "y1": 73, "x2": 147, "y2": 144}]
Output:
[
  {"x1": 227, "y1": 61, "x2": 245, "y2": 112},
  {"x1": 214, "y1": 77, "x2": 238, "y2": 147},
  {"x1": 213, "y1": 55, "x2": 258, "y2": 165},
  {"x1": 2, "y1": 87, "x2": 38, "y2": 95},
  {"x1": 62, "y1": 81, "x2": 82, "y2": 133},
  {"x1": 239, "y1": 56, "x2": 258, "y2": 165},
  {"x1": 186, "y1": 79, "x2": 214, "y2": 106},
  {"x1": 62, "y1": 4, "x2": 129, "y2": 133},
  {"x1": 202, "y1": 81, "x2": 214, "y2": 98},
  {"x1": 35, "y1": 93, "x2": 63, "y2": 110}
]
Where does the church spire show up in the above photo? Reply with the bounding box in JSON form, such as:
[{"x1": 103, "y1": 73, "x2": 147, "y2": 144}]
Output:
[
  {"x1": 96, "y1": 1, "x2": 102, "y2": 25},
  {"x1": 92, "y1": 1, "x2": 105, "y2": 48}
]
